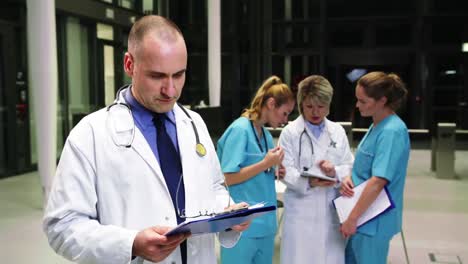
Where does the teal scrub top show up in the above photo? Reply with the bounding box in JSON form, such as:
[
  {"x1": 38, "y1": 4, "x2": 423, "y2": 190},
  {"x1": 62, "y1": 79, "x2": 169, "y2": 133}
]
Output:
[
  {"x1": 351, "y1": 114, "x2": 410, "y2": 238},
  {"x1": 217, "y1": 117, "x2": 277, "y2": 238}
]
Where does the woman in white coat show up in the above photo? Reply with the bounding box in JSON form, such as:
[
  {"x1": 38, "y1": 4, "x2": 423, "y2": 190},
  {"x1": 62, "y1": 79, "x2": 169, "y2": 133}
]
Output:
[{"x1": 279, "y1": 75, "x2": 354, "y2": 264}]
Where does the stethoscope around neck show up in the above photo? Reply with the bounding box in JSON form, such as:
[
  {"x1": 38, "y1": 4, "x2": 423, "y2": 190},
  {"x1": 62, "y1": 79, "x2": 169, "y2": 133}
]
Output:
[
  {"x1": 107, "y1": 85, "x2": 238, "y2": 218},
  {"x1": 106, "y1": 84, "x2": 206, "y2": 157},
  {"x1": 298, "y1": 121, "x2": 337, "y2": 169}
]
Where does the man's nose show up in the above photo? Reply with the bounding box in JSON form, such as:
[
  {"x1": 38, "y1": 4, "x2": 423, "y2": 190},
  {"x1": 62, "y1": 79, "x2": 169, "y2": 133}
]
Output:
[{"x1": 161, "y1": 77, "x2": 176, "y2": 98}]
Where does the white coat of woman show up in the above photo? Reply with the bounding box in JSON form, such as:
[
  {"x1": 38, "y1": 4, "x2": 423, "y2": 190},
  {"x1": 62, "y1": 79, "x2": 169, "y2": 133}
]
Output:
[{"x1": 279, "y1": 75, "x2": 354, "y2": 264}]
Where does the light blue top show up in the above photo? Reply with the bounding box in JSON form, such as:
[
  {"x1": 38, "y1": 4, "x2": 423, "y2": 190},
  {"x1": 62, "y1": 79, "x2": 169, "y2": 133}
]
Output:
[
  {"x1": 305, "y1": 120, "x2": 325, "y2": 139},
  {"x1": 351, "y1": 114, "x2": 410, "y2": 238},
  {"x1": 217, "y1": 117, "x2": 277, "y2": 237}
]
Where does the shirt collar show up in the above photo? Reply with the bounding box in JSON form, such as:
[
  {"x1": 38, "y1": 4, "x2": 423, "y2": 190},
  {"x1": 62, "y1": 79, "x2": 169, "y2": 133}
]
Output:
[
  {"x1": 123, "y1": 86, "x2": 176, "y2": 130},
  {"x1": 305, "y1": 119, "x2": 325, "y2": 131}
]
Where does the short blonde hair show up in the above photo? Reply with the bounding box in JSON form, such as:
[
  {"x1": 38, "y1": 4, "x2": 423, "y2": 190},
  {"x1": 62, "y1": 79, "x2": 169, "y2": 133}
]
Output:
[
  {"x1": 242, "y1": 76, "x2": 294, "y2": 121},
  {"x1": 297, "y1": 75, "x2": 334, "y2": 115}
]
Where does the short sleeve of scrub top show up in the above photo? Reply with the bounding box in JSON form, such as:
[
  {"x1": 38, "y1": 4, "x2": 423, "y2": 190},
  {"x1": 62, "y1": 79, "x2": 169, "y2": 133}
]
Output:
[
  {"x1": 372, "y1": 129, "x2": 405, "y2": 183},
  {"x1": 217, "y1": 122, "x2": 248, "y2": 173}
]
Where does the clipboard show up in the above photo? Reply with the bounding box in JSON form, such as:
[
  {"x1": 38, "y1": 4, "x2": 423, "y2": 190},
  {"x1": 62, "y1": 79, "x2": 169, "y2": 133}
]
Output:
[
  {"x1": 300, "y1": 166, "x2": 338, "y2": 182},
  {"x1": 332, "y1": 179, "x2": 395, "y2": 227},
  {"x1": 165, "y1": 204, "x2": 276, "y2": 236}
]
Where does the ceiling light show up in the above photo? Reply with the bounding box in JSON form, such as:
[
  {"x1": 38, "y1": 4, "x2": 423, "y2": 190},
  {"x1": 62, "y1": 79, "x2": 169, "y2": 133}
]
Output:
[
  {"x1": 463, "y1": 43, "x2": 468, "y2": 52},
  {"x1": 445, "y1": 70, "x2": 456, "y2": 75},
  {"x1": 346, "y1": 69, "x2": 367, "y2": 82}
]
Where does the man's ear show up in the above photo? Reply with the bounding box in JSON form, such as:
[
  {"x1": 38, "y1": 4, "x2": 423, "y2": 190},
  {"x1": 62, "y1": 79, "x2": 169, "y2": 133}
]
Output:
[{"x1": 123, "y1": 52, "x2": 134, "y2": 77}]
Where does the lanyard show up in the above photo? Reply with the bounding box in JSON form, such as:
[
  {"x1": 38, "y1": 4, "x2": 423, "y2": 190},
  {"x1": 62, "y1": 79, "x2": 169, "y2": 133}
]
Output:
[{"x1": 250, "y1": 120, "x2": 268, "y2": 153}]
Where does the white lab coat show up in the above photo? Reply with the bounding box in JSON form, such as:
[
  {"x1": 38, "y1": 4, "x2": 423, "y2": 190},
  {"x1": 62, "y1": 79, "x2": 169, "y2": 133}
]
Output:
[
  {"x1": 43, "y1": 92, "x2": 239, "y2": 264},
  {"x1": 278, "y1": 116, "x2": 354, "y2": 264}
]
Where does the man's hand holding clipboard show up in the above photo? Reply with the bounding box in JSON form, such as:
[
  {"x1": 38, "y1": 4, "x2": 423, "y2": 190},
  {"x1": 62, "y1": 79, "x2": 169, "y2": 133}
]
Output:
[{"x1": 164, "y1": 203, "x2": 275, "y2": 237}]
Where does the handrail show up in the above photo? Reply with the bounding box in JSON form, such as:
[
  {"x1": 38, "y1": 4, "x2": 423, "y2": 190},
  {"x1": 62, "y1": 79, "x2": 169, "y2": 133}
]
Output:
[
  {"x1": 352, "y1": 128, "x2": 429, "y2": 133},
  {"x1": 267, "y1": 125, "x2": 468, "y2": 135},
  {"x1": 353, "y1": 128, "x2": 468, "y2": 135}
]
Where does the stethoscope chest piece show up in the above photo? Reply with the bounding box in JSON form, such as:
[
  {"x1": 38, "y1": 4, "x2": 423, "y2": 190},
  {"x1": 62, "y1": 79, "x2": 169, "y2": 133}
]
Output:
[{"x1": 196, "y1": 143, "x2": 207, "y2": 157}]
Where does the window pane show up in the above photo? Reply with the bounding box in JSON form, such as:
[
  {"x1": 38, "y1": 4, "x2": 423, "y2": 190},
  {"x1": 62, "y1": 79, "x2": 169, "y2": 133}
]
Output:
[
  {"x1": 142, "y1": 0, "x2": 154, "y2": 13},
  {"x1": 97, "y1": 23, "x2": 114, "y2": 41},
  {"x1": 104, "y1": 45, "x2": 115, "y2": 106},
  {"x1": 119, "y1": 0, "x2": 136, "y2": 10},
  {"x1": 66, "y1": 17, "x2": 91, "y2": 129}
]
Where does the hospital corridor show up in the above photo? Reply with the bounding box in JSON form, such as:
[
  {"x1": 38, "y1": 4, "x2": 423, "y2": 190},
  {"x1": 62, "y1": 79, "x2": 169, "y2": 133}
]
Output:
[{"x1": 2, "y1": 0, "x2": 468, "y2": 263}]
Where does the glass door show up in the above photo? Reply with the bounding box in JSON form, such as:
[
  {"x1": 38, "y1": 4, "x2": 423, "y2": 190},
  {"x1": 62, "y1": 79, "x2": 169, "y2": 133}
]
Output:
[
  {"x1": 96, "y1": 23, "x2": 118, "y2": 107},
  {"x1": 0, "y1": 22, "x2": 30, "y2": 178},
  {"x1": 103, "y1": 43, "x2": 116, "y2": 106},
  {"x1": 63, "y1": 17, "x2": 93, "y2": 130},
  {"x1": 0, "y1": 33, "x2": 6, "y2": 176}
]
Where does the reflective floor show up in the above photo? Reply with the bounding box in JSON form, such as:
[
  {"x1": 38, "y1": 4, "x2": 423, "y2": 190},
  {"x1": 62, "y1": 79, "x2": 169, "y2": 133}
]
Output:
[{"x1": 0, "y1": 149, "x2": 467, "y2": 263}]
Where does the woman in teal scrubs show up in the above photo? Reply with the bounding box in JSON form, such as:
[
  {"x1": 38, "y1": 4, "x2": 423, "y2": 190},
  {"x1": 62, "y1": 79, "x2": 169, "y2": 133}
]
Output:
[
  {"x1": 217, "y1": 76, "x2": 295, "y2": 264},
  {"x1": 340, "y1": 72, "x2": 410, "y2": 264}
]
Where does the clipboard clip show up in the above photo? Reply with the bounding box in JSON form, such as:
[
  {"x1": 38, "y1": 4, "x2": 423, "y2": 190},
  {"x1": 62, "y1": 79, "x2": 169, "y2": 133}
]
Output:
[{"x1": 215, "y1": 204, "x2": 249, "y2": 216}]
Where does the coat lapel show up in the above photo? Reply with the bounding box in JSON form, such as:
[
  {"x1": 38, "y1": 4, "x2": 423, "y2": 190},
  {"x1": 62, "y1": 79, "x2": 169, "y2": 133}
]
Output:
[
  {"x1": 116, "y1": 87, "x2": 164, "y2": 182},
  {"x1": 173, "y1": 104, "x2": 193, "y2": 183},
  {"x1": 130, "y1": 128, "x2": 167, "y2": 187},
  {"x1": 173, "y1": 105, "x2": 196, "y2": 214},
  {"x1": 127, "y1": 103, "x2": 197, "y2": 207}
]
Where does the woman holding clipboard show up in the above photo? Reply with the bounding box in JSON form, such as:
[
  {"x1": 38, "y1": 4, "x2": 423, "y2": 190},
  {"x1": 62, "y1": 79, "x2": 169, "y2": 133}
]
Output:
[
  {"x1": 278, "y1": 75, "x2": 354, "y2": 264},
  {"x1": 340, "y1": 72, "x2": 410, "y2": 264}
]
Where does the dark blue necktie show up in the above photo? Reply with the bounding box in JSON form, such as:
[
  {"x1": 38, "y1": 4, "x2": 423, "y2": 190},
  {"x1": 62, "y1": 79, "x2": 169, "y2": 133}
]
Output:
[{"x1": 153, "y1": 113, "x2": 186, "y2": 264}]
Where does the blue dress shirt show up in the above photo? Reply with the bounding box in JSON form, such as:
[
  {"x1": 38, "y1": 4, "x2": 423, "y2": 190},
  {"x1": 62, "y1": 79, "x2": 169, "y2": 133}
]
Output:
[{"x1": 123, "y1": 87, "x2": 179, "y2": 161}]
